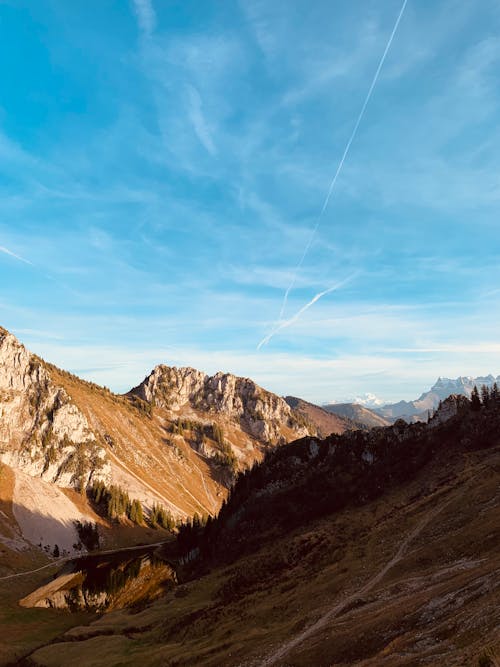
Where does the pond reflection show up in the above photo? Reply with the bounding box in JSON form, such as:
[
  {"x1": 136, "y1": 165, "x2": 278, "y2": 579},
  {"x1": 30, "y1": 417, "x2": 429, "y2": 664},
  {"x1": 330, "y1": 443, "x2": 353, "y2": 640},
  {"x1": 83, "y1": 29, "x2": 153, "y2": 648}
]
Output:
[{"x1": 20, "y1": 550, "x2": 177, "y2": 612}]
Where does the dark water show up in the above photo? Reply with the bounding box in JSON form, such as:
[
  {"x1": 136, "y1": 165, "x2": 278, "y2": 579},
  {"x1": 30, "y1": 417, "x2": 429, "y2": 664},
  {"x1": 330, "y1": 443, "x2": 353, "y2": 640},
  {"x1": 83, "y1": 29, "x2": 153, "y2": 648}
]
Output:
[{"x1": 21, "y1": 548, "x2": 177, "y2": 612}]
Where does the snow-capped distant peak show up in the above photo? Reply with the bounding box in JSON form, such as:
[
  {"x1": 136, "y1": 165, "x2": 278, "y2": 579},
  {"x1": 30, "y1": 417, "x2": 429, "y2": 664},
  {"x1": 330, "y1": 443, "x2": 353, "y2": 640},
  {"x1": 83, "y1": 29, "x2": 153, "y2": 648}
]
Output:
[
  {"x1": 430, "y1": 374, "x2": 499, "y2": 397},
  {"x1": 328, "y1": 393, "x2": 385, "y2": 408},
  {"x1": 353, "y1": 393, "x2": 385, "y2": 408}
]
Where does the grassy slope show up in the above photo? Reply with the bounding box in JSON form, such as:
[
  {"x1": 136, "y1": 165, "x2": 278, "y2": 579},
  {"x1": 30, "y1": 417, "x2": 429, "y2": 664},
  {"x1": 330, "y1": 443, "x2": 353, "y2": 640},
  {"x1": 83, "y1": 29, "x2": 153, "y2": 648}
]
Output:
[
  {"x1": 284, "y1": 396, "x2": 353, "y2": 437},
  {"x1": 324, "y1": 403, "x2": 391, "y2": 429},
  {"x1": 21, "y1": 439, "x2": 500, "y2": 666},
  {"x1": 48, "y1": 365, "x2": 226, "y2": 517},
  {"x1": 49, "y1": 365, "x2": 299, "y2": 520}
]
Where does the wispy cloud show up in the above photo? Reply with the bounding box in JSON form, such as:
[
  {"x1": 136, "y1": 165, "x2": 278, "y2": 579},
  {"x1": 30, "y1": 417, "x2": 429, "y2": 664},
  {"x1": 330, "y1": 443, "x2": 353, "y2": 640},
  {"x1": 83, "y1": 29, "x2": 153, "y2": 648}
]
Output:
[
  {"x1": 186, "y1": 85, "x2": 217, "y2": 156},
  {"x1": 257, "y1": 273, "x2": 357, "y2": 349},
  {"x1": 131, "y1": 0, "x2": 156, "y2": 39},
  {"x1": 0, "y1": 245, "x2": 33, "y2": 266}
]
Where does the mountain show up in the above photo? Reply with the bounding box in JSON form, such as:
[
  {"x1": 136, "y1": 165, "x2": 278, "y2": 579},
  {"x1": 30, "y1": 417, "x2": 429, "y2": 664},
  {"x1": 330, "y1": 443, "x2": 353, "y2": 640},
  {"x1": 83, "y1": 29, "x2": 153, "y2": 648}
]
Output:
[
  {"x1": 283, "y1": 396, "x2": 355, "y2": 437},
  {"x1": 129, "y1": 364, "x2": 308, "y2": 451},
  {"x1": 329, "y1": 392, "x2": 385, "y2": 408},
  {"x1": 377, "y1": 374, "x2": 500, "y2": 422},
  {"x1": 322, "y1": 401, "x2": 391, "y2": 428},
  {"x1": 22, "y1": 393, "x2": 500, "y2": 666},
  {"x1": 0, "y1": 327, "x2": 310, "y2": 561}
]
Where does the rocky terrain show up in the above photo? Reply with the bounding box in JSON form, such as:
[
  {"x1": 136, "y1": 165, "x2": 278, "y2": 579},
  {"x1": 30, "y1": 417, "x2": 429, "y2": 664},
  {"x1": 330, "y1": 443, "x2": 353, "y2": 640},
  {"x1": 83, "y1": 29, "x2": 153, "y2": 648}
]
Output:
[
  {"x1": 0, "y1": 327, "x2": 109, "y2": 490},
  {"x1": 130, "y1": 364, "x2": 308, "y2": 447},
  {"x1": 0, "y1": 326, "x2": 313, "y2": 562}
]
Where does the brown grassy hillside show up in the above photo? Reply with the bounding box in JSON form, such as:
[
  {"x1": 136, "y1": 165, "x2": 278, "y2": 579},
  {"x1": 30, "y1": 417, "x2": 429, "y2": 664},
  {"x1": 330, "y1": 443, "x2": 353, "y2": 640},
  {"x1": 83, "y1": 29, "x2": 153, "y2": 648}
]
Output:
[
  {"x1": 47, "y1": 365, "x2": 224, "y2": 517},
  {"x1": 16, "y1": 397, "x2": 500, "y2": 667},
  {"x1": 284, "y1": 395, "x2": 355, "y2": 437}
]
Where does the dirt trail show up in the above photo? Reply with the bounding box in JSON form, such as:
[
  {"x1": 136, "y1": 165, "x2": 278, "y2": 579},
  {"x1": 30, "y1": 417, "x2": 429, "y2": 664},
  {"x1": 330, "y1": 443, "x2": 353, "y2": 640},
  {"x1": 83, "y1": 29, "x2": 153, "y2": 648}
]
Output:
[
  {"x1": 0, "y1": 540, "x2": 169, "y2": 582},
  {"x1": 260, "y1": 490, "x2": 458, "y2": 666}
]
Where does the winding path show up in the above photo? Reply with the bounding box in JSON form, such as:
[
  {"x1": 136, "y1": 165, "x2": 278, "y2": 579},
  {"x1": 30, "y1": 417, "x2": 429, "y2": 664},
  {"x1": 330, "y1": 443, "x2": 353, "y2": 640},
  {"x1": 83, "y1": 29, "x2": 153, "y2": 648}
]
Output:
[{"x1": 260, "y1": 491, "x2": 456, "y2": 666}]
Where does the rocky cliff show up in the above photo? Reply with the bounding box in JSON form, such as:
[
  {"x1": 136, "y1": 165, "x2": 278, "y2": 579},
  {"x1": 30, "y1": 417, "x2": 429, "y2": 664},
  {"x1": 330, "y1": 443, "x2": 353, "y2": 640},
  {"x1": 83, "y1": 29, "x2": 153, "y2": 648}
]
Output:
[
  {"x1": 0, "y1": 327, "x2": 109, "y2": 489},
  {"x1": 130, "y1": 364, "x2": 309, "y2": 445}
]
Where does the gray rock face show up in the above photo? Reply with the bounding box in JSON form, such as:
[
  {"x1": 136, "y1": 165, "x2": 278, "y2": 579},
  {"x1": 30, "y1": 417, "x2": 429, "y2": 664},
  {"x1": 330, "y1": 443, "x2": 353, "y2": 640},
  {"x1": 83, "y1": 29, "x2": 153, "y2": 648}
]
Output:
[
  {"x1": 130, "y1": 364, "x2": 309, "y2": 444},
  {"x1": 0, "y1": 328, "x2": 109, "y2": 489}
]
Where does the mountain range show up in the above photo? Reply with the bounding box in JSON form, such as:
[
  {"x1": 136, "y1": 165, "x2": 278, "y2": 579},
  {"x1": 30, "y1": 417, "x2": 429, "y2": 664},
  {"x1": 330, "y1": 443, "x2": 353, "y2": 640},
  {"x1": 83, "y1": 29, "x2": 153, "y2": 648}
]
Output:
[
  {"x1": 0, "y1": 326, "x2": 498, "y2": 666},
  {"x1": 0, "y1": 326, "x2": 325, "y2": 558},
  {"x1": 324, "y1": 374, "x2": 500, "y2": 425}
]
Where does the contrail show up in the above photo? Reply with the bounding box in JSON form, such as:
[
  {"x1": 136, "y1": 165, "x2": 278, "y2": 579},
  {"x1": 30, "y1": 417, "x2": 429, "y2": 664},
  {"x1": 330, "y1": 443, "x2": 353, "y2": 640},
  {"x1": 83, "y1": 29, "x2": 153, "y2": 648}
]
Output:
[
  {"x1": 0, "y1": 245, "x2": 33, "y2": 265},
  {"x1": 132, "y1": 0, "x2": 156, "y2": 38},
  {"x1": 257, "y1": 273, "x2": 357, "y2": 349},
  {"x1": 278, "y1": 0, "x2": 408, "y2": 321}
]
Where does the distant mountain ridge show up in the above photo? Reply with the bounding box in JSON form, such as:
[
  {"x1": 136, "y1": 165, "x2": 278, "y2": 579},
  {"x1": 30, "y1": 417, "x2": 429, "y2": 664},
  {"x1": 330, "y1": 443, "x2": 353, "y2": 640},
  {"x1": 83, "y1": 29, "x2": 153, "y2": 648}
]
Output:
[
  {"x1": 283, "y1": 396, "x2": 354, "y2": 437},
  {"x1": 322, "y1": 402, "x2": 391, "y2": 429},
  {"x1": 376, "y1": 374, "x2": 500, "y2": 422}
]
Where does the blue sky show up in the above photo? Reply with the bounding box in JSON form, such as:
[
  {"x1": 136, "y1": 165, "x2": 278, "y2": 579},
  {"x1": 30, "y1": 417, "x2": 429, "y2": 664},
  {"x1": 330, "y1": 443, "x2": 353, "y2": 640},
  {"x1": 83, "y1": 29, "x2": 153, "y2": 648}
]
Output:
[{"x1": 1, "y1": 0, "x2": 500, "y2": 404}]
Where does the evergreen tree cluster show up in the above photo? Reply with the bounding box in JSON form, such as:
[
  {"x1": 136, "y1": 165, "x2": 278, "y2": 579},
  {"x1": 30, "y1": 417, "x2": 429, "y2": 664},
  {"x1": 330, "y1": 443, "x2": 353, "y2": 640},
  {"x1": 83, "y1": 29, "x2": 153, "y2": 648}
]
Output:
[
  {"x1": 129, "y1": 499, "x2": 144, "y2": 524},
  {"x1": 470, "y1": 382, "x2": 500, "y2": 411},
  {"x1": 172, "y1": 418, "x2": 208, "y2": 439},
  {"x1": 213, "y1": 439, "x2": 238, "y2": 473},
  {"x1": 90, "y1": 480, "x2": 176, "y2": 531},
  {"x1": 212, "y1": 423, "x2": 224, "y2": 446},
  {"x1": 90, "y1": 481, "x2": 142, "y2": 524},
  {"x1": 177, "y1": 512, "x2": 209, "y2": 553},
  {"x1": 209, "y1": 423, "x2": 238, "y2": 473},
  {"x1": 150, "y1": 502, "x2": 175, "y2": 530},
  {"x1": 127, "y1": 394, "x2": 153, "y2": 417}
]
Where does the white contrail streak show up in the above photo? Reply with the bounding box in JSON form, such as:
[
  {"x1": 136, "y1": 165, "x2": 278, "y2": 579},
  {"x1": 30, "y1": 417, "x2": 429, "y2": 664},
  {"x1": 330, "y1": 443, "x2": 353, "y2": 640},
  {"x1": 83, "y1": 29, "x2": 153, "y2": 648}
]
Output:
[
  {"x1": 278, "y1": 0, "x2": 408, "y2": 321},
  {"x1": 132, "y1": 0, "x2": 156, "y2": 38},
  {"x1": 0, "y1": 245, "x2": 33, "y2": 265},
  {"x1": 257, "y1": 273, "x2": 357, "y2": 349}
]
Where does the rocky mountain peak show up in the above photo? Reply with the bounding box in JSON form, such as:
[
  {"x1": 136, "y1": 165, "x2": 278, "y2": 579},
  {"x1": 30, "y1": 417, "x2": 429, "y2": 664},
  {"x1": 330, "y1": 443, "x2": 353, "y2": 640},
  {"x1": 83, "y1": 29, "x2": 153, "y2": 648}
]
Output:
[{"x1": 130, "y1": 364, "x2": 309, "y2": 444}]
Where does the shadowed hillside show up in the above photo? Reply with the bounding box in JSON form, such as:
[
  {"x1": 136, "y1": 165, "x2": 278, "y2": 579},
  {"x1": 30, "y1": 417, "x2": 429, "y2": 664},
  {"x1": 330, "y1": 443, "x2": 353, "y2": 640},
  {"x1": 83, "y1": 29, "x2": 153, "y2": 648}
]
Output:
[{"x1": 16, "y1": 392, "x2": 500, "y2": 666}]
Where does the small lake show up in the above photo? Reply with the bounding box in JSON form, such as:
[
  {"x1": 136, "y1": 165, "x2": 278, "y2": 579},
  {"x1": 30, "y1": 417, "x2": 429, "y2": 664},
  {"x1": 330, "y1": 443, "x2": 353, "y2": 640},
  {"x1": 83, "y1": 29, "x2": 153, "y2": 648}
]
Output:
[{"x1": 20, "y1": 546, "x2": 177, "y2": 612}]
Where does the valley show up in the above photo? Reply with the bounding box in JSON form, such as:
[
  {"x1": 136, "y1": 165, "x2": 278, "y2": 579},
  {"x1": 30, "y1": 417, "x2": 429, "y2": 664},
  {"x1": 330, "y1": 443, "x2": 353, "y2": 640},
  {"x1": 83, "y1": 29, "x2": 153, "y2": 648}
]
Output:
[{"x1": 0, "y1": 327, "x2": 499, "y2": 666}]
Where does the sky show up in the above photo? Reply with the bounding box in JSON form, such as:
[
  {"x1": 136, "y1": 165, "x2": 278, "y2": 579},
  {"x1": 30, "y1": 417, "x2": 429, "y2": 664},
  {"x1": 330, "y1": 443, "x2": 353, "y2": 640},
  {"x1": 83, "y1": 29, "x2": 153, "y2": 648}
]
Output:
[{"x1": 1, "y1": 0, "x2": 500, "y2": 404}]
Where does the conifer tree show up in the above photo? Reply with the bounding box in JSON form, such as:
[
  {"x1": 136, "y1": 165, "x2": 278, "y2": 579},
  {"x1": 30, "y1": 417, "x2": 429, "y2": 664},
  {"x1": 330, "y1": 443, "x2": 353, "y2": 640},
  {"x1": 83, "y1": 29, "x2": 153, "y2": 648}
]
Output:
[
  {"x1": 481, "y1": 384, "x2": 490, "y2": 407},
  {"x1": 471, "y1": 385, "x2": 481, "y2": 411},
  {"x1": 134, "y1": 500, "x2": 144, "y2": 525}
]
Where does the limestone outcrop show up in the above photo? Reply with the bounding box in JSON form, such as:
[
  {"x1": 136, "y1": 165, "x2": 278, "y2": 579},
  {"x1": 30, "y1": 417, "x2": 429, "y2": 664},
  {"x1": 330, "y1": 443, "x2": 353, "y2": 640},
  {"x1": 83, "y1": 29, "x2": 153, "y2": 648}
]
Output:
[
  {"x1": 0, "y1": 327, "x2": 109, "y2": 489},
  {"x1": 130, "y1": 364, "x2": 309, "y2": 444}
]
